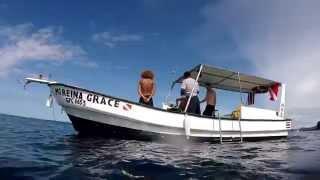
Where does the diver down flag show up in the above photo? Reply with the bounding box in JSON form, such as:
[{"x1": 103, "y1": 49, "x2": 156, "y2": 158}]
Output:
[
  {"x1": 269, "y1": 83, "x2": 280, "y2": 101},
  {"x1": 123, "y1": 103, "x2": 132, "y2": 111}
]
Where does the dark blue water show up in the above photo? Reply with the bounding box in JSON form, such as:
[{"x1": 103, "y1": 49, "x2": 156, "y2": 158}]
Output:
[{"x1": 1, "y1": 113, "x2": 320, "y2": 180}]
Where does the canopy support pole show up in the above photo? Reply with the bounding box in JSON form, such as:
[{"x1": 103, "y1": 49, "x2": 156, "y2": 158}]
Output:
[
  {"x1": 183, "y1": 64, "x2": 203, "y2": 139},
  {"x1": 279, "y1": 84, "x2": 286, "y2": 118},
  {"x1": 237, "y1": 72, "x2": 243, "y2": 143},
  {"x1": 184, "y1": 65, "x2": 203, "y2": 113},
  {"x1": 237, "y1": 72, "x2": 243, "y2": 104}
]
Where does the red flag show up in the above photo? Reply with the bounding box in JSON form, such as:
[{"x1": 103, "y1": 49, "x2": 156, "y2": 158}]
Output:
[{"x1": 269, "y1": 83, "x2": 280, "y2": 101}]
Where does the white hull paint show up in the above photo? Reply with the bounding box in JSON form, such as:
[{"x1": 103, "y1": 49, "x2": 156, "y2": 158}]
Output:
[{"x1": 50, "y1": 83, "x2": 291, "y2": 139}]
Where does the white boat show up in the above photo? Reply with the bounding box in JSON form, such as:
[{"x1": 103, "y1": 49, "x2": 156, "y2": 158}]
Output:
[{"x1": 25, "y1": 64, "x2": 292, "y2": 142}]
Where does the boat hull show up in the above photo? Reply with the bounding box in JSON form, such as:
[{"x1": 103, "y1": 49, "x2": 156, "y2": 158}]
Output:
[
  {"x1": 49, "y1": 83, "x2": 291, "y2": 141},
  {"x1": 67, "y1": 113, "x2": 288, "y2": 142},
  {"x1": 68, "y1": 114, "x2": 158, "y2": 140}
]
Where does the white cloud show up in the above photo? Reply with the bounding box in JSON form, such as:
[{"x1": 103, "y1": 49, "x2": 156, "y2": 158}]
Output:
[
  {"x1": 0, "y1": 23, "x2": 87, "y2": 77},
  {"x1": 196, "y1": 0, "x2": 320, "y2": 109},
  {"x1": 92, "y1": 32, "x2": 143, "y2": 48}
]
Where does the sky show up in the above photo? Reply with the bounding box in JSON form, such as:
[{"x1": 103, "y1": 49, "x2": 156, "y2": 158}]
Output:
[{"x1": 0, "y1": 0, "x2": 319, "y2": 126}]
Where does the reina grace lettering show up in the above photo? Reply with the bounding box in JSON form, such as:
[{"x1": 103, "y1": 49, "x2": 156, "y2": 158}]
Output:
[{"x1": 55, "y1": 88, "x2": 120, "y2": 107}]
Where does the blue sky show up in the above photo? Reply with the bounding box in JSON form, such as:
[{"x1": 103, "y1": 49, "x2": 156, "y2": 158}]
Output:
[{"x1": 0, "y1": 0, "x2": 319, "y2": 125}]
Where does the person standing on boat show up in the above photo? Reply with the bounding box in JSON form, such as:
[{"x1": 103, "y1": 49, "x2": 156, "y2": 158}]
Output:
[
  {"x1": 181, "y1": 71, "x2": 200, "y2": 114},
  {"x1": 138, "y1": 70, "x2": 156, "y2": 106},
  {"x1": 201, "y1": 84, "x2": 216, "y2": 117}
]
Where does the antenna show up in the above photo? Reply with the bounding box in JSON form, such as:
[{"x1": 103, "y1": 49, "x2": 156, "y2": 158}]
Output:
[{"x1": 165, "y1": 69, "x2": 177, "y2": 105}]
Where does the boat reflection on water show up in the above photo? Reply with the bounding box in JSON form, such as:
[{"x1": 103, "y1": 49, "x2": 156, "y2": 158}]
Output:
[
  {"x1": 60, "y1": 133, "x2": 293, "y2": 179},
  {"x1": 55, "y1": 120, "x2": 319, "y2": 179}
]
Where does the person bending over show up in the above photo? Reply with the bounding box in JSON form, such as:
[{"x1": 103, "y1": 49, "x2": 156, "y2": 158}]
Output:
[{"x1": 138, "y1": 70, "x2": 156, "y2": 106}]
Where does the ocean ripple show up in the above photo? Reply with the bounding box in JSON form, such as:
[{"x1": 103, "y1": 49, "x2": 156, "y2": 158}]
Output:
[{"x1": 1, "y1": 114, "x2": 320, "y2": 179}]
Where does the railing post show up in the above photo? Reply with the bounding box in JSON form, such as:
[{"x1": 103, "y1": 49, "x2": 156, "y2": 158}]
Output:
[
  {"x1": 218, "y1": 112, "x2": 222, "y2": 144},
  {"x1": 239, "y1": 115, "x2": 243, "y2": 143}
]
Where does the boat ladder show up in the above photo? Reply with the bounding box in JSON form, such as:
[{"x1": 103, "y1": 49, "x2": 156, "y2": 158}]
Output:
[{"x1": 218, "y1": 113, "x2": 243, "y2": 144}]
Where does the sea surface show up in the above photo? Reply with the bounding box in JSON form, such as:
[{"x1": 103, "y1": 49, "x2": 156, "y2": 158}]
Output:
[{"x1": 0, "y1": 113, "x2": 320, "y2": 180}]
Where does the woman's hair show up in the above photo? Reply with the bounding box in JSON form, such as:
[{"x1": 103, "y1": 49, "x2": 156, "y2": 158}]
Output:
[{"x1": 141, "y1": 70, "x2": 154, "y2": 79}]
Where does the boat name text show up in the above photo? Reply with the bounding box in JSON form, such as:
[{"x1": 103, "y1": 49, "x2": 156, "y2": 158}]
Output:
[{"x1": 55, "y1": 88, "x2": 120, "y2": 108}]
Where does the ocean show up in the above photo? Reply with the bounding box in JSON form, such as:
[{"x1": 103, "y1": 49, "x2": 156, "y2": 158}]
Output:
[{"x1": 0, "y1": 113, "x2": 320, "y2": 180}]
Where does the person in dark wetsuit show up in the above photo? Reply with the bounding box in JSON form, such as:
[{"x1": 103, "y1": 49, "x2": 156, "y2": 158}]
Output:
[{"x1": 138, "y1": 70, "x2": 156, "y2": 106}]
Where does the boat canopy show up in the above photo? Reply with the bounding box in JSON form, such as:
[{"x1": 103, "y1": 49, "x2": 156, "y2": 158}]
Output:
[{"x1": 172, "y1": 64, "x2": 280, "y2": 93}]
